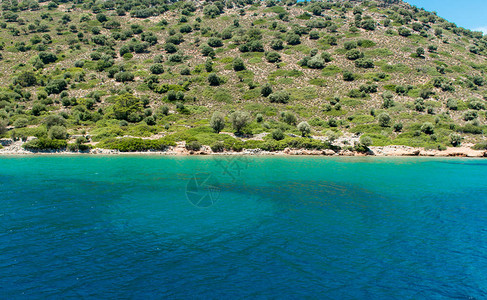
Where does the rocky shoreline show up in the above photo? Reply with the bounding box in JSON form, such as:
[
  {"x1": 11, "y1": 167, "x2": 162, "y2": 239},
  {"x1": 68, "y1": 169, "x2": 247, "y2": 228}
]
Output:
[{"x1": 1, "y1": 139, "x2": 486, "y2": 157}]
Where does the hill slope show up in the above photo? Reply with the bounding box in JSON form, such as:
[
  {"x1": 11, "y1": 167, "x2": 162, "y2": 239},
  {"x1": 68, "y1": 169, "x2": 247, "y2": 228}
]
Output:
[{"x1": 0, "y1": 0, "x2": 487, "y2": 152}]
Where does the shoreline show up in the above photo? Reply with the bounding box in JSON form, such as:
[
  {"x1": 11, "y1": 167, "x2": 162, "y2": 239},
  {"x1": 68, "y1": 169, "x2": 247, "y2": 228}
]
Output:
[{"x1": 1, "y1": 143, "x2": 486, "y2": 158}]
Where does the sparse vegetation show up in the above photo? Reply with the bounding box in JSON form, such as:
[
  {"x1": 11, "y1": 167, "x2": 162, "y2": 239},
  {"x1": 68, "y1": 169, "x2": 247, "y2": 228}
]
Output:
[{"x1": 0, "y1": 0, "x2": 486, "y2": 153}]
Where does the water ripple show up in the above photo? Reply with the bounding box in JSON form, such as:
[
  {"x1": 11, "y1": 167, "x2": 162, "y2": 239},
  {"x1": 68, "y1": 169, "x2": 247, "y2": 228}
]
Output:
[{"x1": 1, "y1": 157, "x2": 487, "y2": 298}]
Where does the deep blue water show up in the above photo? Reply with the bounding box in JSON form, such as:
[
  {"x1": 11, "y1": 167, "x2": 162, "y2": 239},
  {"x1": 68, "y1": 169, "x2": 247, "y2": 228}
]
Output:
[{"x1": 1, "y1": 156, "x2": 487, "y2": 299}]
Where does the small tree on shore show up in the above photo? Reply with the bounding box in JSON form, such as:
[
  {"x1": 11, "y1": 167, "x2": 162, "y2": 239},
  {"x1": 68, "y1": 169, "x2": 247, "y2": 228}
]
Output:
[
  {"x1": 229, "y1": 111, "x2": 250, "y2": 134},
  {"x1": 297, "y1": 121, "x2": 311, "y2": 137},
  {"x1": 210, "y1": 111, "x2": 225, "y2": 133},
  {"x1": 450, "y1": 133, "x2": 461, "y2": 147},
  {"x1": 48, "y1": 125, "x2": 67, "y2": 140},
  {"x1": 360, "y1": 135, "x2": 373, "y2": 146}
]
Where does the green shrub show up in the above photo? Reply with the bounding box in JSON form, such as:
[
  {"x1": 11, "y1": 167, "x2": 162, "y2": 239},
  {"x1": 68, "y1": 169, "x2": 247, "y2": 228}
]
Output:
[
  {"x1": 112, "y1": 93, "x2": 143, "y2": 121},
  {"x1": 165, "y1": 42, "x2": 178, "y2": 53},
  {"x1": 145, "y1": 116, "x2": 156, "y2": 125},
  {"x1": 328, "y1": 118, "x2": 338, "y2": 127},
  {"x1": 265, "y1": 51, "x2": 281, "y2": 63},
  {"x1": 446, "y1": 98, "x2": 458, "y2": 110},
  {"x1": 261, "y1": 83, "x2": 273, "y2": 97},
  {"x1": 421, "y1": 122, "x2": 434, "y2": 134},
  {"x1": 0, "y1": 119, "x2": 7, "y2": 136},
  {"x1": 468, "y1": 100, "x2": 485, "y2": 111},
  {"x1": 207, "y1": 37, "x2": 223, "y2": 47},
  {"x1": 44, "y1": 115, "x2": 66, "y2": 129},
  {"x1": 449, "y1": 133, "x2": 461, "y2": 147},
  {"x1": 31, "y1": 103, "x2": 47, "y2": 116},
  {"x1": 211, "y1": 141, "x2": 225, "y2": 152},
  {"x1": 180, "y1": 24, "x2": 192, "y2": 33},
  {"x1": 157, "y1": 105, "x2": 169, "y2": 116},
  {"x1": 343, "y1": 71, "x2": 355, "y2": 81},
  {"x1": 98, "y1": 138, "x2": 176, "y2": 152},
  {"x1": 472, "y1": 142, "x2": 487, "y2": 150},
  {"x1": 23, "y1": 138, "x2": 67, "y2": 151},
  {"x1": 321, "y1": 52, "x2": 332, "y2": 62},
  {"x1": 229, "y1": 111, "x2": 250, "y2": 133},
  {"x1": 45, "y1": 79, "x2": 67, "y2": 94},
  {"x1": 345, "y1": 49, "x2": 364, "y2": 60},
  {"x1": 199, "y1": 44, "x2": 214, "y2": 57},
  {"x1": 270, "y1": 39, "x2": 283, "y2": 50},
  {"x1": 307, "y1": 56, "x2": 325, "y2": 69},
  {"x1": 309, "y1": 31, "x2": 320, "y2": 40},
  {"x1": 355, "y1": 58, "x2": 374, "y2": 68},
  {"x1": 13, "y1": 118, "x2": 29, "y2": 128},
  {"x1": 344, "y1": 41, "x2": 357, "y2": 50},
  {"x1": 168, "y1": 54, "x2": 183, "y2": 63},
  {"x1": 256, "y1": 114, "x2": 263, "y2": 122},
  {"x1": 180, "y1": 67, "x2": 190, "y2": 75},
  {"x1": 233, "y1": 58, "x2": 245, "y2": 71},
  {"x1": 458, "y1": 123, "x2": 483, "y2": 134},
  {"x1": 463, "y1": 111, "x2": 478, "y2": 121},
  {"x1": 398, "y1": 27, "x2": 411, "y2": 37},
  {"x1": 382, "y1": 92, "x2": 395, "y2": 108},
  {"x1": 185, "y1": 141, "x2": 202, "y2": 151},
  {"x1": 48, "y1": 126, "x2": 67, "y2": 140},
  {"x1": 115, "y1": 72, "x2": 135, "y2": 82},
  {"x1": 419, "y1": 88, "x2": 434, "y2": 99},
  {"x1": 271, "y1": 128, "x2": 285, "y2": 141},
  {"x1": 208, "y1": 73, "x2": 222, "y2": 86},
  {"x1": 393, "y1": 123, "x2": 403, "y2": 132},
  {"x1": 67, "y1": 143, "x2": 90, "y2": 152},
  {"x1": 38, "y1": 52, "x2": 57, "y2": 64},
  {"x1": 150, "y1": 64, "x2": 164, "y2": 74},
  {"x1": 283, "y1": 137, "x2": 331, "y2": 150},
  {"x1": 361, "y1": 19, "x2": 376, "y2": 31},
  {"x1": 203, "y1": 4, "x2": 221, "y2": 18},
  {"x1": 361, "y1": 84, "x2": 378, "y2": 94},
  {"x1": 348, "y1": 89, "x2": 365, "y2": 98},
  {"x1": 359, "y1": 135, "x2": 373, "y2": 146},
  {"x1": 269, "y1": 91, "x2": 290, "y2": 103},
  {"x1": 357, "y1": 39, "x2": 376, "y2": 48},
  {"x1": 378, "y1": 113, "x2": 391, "y2": 127},
  {"x1": 414, "y1": 98, "x2": 425, "y2": 112},
  {"x1": 297, "y1": 121, "x2": 311, "y2": 137},
  {"x1": 210, "y1": 111, "x2": 225, "y2": 133},
  {"x1": 282, "y1": 111, "x2": 297, "y2": 125},
  {"x1": 416, "y1": 47, "x2": 425, "y2": 57},
  {"x1": 286, "y1": 34, "x2": 301, "y2": 45},
  {"x1": 15, "y1": 71, "x2": 37, "y2": 87}
]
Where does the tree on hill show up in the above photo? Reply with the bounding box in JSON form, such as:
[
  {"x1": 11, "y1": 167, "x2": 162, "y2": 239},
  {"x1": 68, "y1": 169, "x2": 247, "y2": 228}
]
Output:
[
  {"x1": 112, "y1": 94, "x2": 143, "y2": 121},
  {"x1": 229, "y1": 111, "x2": 250, "y2": 134},
  {"x1": 210, "y1": 112, "x2": 225, "y2": 133}
]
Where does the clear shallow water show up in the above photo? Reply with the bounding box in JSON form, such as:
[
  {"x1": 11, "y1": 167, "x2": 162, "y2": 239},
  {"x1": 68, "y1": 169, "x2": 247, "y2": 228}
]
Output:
[{"x1": 1, "y1": 156, "x2": 487, "y2": 299}]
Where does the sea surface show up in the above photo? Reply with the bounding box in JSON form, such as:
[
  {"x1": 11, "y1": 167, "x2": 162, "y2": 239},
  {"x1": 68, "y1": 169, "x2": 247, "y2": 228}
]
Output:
[{"x1": 1, "y1": 156, "x2": 486, "y2": 299}]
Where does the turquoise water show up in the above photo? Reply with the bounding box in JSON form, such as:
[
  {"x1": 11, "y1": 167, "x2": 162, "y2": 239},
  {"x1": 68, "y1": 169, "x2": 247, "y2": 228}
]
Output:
[{"x1": 1, "y1": 156, "x2": 487, "y2": 299}]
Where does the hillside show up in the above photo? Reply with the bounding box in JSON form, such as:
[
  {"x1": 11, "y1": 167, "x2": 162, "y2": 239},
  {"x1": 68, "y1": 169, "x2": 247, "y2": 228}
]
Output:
[{"x1": 0, "y1": 0, "x2": 487, "y2": 153}]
